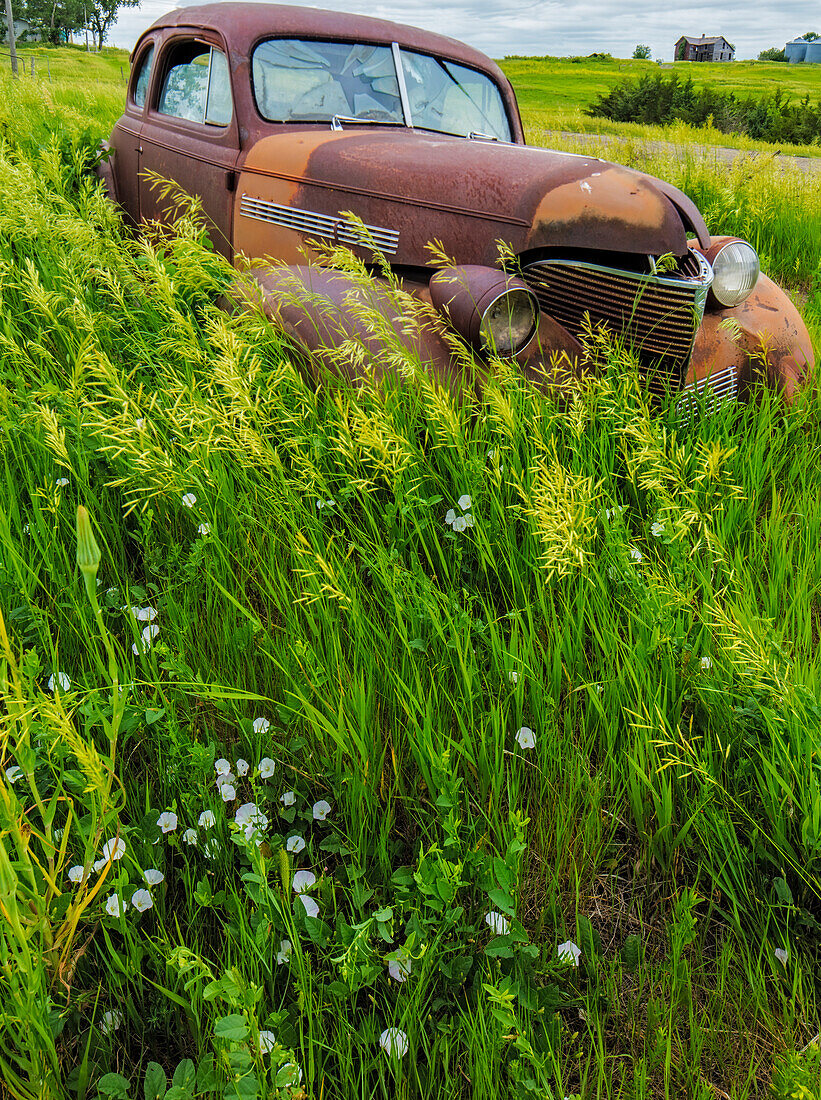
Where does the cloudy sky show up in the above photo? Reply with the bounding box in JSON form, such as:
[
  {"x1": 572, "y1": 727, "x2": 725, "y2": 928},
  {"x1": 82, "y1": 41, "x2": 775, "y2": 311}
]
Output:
[{"x1": 109, "y1": 0, "x2": 818, "y2": 60}]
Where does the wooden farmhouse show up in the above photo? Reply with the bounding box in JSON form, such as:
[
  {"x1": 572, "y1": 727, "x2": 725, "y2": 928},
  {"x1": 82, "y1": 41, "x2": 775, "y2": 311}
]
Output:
[{"x1": 675, "y1": 35, "x2": 735, "y2": 61}]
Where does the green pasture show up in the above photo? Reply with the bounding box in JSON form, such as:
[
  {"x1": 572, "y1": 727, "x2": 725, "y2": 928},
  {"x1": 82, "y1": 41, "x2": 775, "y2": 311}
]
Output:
[
  {"x1": 0, "y1": 43, "x2": 821, "y2": 1100},
  {"x1": 501, "y1": 56, "x2": 821, "y2": 137}
]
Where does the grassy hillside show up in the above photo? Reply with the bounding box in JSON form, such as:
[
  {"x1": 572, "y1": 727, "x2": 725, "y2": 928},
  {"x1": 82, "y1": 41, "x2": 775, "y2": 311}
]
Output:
[
  {"x1": 0, "y1": 47, "x2": 821, "y2": 1100},
  {"x1": 499, "y1": 56, "x2": 818, "y2": 138}
]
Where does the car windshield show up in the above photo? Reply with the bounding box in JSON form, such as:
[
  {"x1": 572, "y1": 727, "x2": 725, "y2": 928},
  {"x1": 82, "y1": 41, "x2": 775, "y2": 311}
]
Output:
[{"x1": 251, "y1": 38, "x2": 511, "y2": 140}]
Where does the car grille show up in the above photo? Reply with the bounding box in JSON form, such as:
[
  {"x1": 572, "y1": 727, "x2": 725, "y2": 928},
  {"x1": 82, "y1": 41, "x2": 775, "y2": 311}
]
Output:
[{"x1": 522, "y1": 252, "x2": 713, "y2": 395}]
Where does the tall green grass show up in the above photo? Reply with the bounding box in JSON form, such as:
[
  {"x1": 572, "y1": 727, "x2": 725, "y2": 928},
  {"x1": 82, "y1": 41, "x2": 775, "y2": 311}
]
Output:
[{"x1": 0, "y1": 72, "x2": 820, "y2": 1100}]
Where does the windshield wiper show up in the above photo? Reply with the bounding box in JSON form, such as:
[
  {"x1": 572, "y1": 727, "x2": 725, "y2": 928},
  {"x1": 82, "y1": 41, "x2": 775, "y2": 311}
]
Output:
[{"x1": 330, "y1": 115, "x2": 403, "y2": 130}]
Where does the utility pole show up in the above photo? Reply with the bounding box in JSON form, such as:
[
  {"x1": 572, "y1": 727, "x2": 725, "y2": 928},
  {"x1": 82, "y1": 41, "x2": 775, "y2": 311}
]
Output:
[
  {"x1": 83, "y1": 2, "x2": 88, "y2": 50},
  {"x1": 4, "y1": 0, "x2": 18, "y2": 76}
]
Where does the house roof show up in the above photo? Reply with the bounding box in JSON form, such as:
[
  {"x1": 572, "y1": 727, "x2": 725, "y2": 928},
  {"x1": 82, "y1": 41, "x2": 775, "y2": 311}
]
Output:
[{"x1": 678, "y1": 36, "x2": 730, "y2": 46}]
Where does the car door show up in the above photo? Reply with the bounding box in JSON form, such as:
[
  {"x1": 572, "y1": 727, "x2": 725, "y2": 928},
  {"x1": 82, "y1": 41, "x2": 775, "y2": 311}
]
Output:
[
  {"x1": 110, "y1": 40, "x2": 155, "y2": 224},
  {"x1": 139, "y1": 35, "x2": 240, "y2": 258}
]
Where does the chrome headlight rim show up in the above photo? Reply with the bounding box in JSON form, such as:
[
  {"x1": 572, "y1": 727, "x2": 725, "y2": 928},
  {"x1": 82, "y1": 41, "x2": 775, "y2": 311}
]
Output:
[
  {"x1": 478, "y1": 286, "x2": 539, "y2": 357},
  {"x1": 707, "y1": 238, "x2": 760, "y2": 309}
]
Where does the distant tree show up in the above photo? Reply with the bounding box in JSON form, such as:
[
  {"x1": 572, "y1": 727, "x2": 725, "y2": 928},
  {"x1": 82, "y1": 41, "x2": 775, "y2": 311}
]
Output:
[
  {"x1": 86, "y1": 0, "x2": 137, "y2": 49},
  {"x1": 632, "y1": 44, "x2": 652, "y2": 59},
  {"x1": 758, "y1": 46, "x2": 787, "y2": 61},
  {"x1": 801, "y1": 31, "x2": 820, "y2": 40},
  {"x1": 22, "y1": 0, "x2": 84, "y2": 45}
]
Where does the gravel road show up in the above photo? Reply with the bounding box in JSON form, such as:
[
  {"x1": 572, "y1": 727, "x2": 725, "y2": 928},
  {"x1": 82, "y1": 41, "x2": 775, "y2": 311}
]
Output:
[{"x1": 543, "y1": 131, "x2": 821, "y2": 175}]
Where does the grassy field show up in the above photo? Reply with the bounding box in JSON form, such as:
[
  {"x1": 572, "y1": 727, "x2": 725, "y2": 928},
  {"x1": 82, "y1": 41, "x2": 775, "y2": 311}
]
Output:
[
  {"x1": 1, "y1": 49, "x2": 821, "y2": 1100},
  {"x1": 500, "y1": 56, "x2": 821, "y2": 153}
]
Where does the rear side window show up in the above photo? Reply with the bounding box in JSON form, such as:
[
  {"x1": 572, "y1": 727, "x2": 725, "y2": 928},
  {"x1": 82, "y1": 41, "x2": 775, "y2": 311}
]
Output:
[
  {"x1": 158, "y1": 44, "x2": 233, "y2": 126},
  {"x1": 132, "y1": 44, "x2": 154, "y2": 108}
]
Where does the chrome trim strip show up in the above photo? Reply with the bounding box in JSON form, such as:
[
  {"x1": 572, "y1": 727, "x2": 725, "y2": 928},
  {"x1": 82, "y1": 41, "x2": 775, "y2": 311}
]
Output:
[
  {"x1": 677, "y1": 363, "x2": 738, "y2": 416},
  {"x1": 392, "y1": 41, "x2": 414, "y2": 128},
  {"x1": 239, "y1": 195, "x2": 400, "y2": 255}
]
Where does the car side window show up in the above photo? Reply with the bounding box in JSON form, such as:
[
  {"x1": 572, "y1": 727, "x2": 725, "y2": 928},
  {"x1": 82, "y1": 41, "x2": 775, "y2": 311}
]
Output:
[
  {"x1": 132, "y1": 44, "x2": 154, "y2": 108},
  {"x1": 158, "y1": 44, "x2": 233, "y2": 126}
]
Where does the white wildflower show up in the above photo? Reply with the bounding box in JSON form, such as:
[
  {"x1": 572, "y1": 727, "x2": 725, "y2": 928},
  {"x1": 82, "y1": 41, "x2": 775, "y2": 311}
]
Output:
[
  {"x1": 445, "y1": 509, "x2": 457, "y2": 525},
  {"x1": 276, "y1": 939, "x2": 293, "y2": 965},
  {"x1": 700, "y1": 656, "x2": 712, "y2": 670},
  {"x1": 183, "y1": 828, "x2": 197, "y2": 846},
  {"x1": 312, "y1": 800, "x2": 331, "y2": 821},
  {"x1": 292, "y1": 870, "x2": 316, "y2": 894},
  {"x1": 629, "y1": 548, "x2": 643, "y2": 563},
  {"x1": 452, "y1": 515, "x2": 467, "y2": 533},
  {"x1": 651, "y1": 521, "x2": 665, "y2": 537},
  {"x1": 258, "y1": 757, "x2": 276, "y2": 779},
  {"x1": 458, "y1": 494, "x2": 471, "y2": 511},
  {"x1": 463, "y1": 513, "x2": 475, "y2": 527},
  {"x1": 297, "y1": 894, "x2": 319, "y2": 918},
  {"x1": 5, "y1": 765, "x2": 23, "y2": 784},
  {"x1": 143, "y1": 869, "x2": 164, "y2": 886},
  {"x1": 68, "y1": 864, "x2": 88, "y2": 884},
  {"x1": 142, "y1": 624, "x2": 160, "y2": 644},
  {"x1": 485, "y1": 911, "x2": 510, "y2": 935},
  {"x1": 286, "y1": 835, "x2": 306, "y2": 853},
  {"x1": 135, "y1": 606, "x2": 158, "y2": 621},
  {"x1": 215, "y1": 758, "x2": 232, "y2": 776},
  {"x1": 258, "y1": 1030, "x2": 276, "y2": 1054},
  {"x1": 388, "y1": 952, "x2": 412, "y2": 983},
  {"x1": 101, "y1": 837, "x2": 126, "y2": 863},
  {"x1": 558, "y1": 940, "x2": 582, "y2": 966},
  {"x1": 379, "y1": 1028, "x2": 408, "y2": 1058},
  {"x1": 55, "y1": 477, "x2": 69, "y2": 488},
  {"x1": 131, "y1": 889, "x2": 153, "y2": 913},
  {"x1": 216, "y1": 772, "x2": 235, "y2": 790},
  {"x1": 181, "y1": 493, "x2": 196, "y2": 508},
  {"x1": 204, "y1": 838, "x2": 220, "y2": 860},
  {"x1": 235, "y1": 802, "x2": 268, "y2": 839},
  {"x1": 235, "y1": 758, "x2": 249, "y2": 777},
  {"x1": 508, "y1": 670, "x2": 518, "y2": 684},
  {"x1": 220, "y1": 783, "x2": 236, "y2": 803},
  {"x1": 135, "y1": 418, "x2": 145, "y2": 430},
  {"x1": 775, "y1": 947, "x2": 788, "y2": 966},
  {"x1": 48, "y1": 672, "x2": 71, "y2": 692},
  {"x1": 515, "y1": 726, "x2": 536, "y2": 750},
  {"x1": 253, "y1": 717, "x2": 270, "y2": 735},
  {"x1": 198, "y1": 810, "x2": 216, "y2": 828},
  {"x1": 157, "y1": 812, "x2": 178, "y2": 834},
  {"x1": 197, "y1": 523, "x2": 211, "y2": 536},
  {"x1": 100, "y1": 1009, "x2": 123, "y2": 1035},
  {"x1": 280, "y1": 790, "x2": 296, "y2": 807},
  {"x1": 105, "y1": 893, "x2": 127, "y2": 918}
]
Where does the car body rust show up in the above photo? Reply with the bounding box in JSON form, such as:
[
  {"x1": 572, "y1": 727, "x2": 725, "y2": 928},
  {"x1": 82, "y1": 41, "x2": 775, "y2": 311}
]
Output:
[{"x1": 102, "y1": 2, "x2": 816, "y2": 404}]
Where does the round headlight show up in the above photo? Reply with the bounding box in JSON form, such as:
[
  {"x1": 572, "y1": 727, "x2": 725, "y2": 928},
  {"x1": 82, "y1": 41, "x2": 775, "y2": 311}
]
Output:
[
  {"x1": 479, "y1": 288, "x2": 539, "y2": 356},
  {"x1": 710, "y1": 240, "x2": 760, "y2": 307}
]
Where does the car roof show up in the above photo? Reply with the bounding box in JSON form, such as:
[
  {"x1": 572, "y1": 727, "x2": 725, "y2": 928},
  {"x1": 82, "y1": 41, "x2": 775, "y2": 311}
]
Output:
[{"x1": 139, "y1": 2, "x2": 505, "y2": 80}]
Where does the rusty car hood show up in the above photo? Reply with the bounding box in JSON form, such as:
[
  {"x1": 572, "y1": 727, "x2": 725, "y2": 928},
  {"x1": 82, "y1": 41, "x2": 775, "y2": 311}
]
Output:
[{"x1": 237, "y1": 129, "x2": 707, "y2": 267}]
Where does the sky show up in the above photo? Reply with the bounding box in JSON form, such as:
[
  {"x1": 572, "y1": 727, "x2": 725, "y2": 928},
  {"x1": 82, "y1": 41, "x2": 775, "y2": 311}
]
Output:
[{"x1": 108, "y1": 0, "x2": 820, "y2": 59}]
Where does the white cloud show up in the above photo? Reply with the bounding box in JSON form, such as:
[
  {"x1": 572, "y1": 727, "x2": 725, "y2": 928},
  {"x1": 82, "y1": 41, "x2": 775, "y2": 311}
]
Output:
[{"x1": 110, "y1": 0, "x2": 819, "y2": 64}]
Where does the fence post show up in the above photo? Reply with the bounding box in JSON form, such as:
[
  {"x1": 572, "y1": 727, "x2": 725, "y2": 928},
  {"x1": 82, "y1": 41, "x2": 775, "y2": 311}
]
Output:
[{"x1": 3, "y1": 0, "x2": 18, "y2": 76}]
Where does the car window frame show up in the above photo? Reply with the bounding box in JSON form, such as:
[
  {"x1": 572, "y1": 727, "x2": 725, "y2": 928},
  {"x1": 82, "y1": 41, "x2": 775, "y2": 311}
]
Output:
[
  {"x1": 128, "y1": 40, "x2": 156, "y2": 113},
  {"x1": 248, "y1": 33, "x2": 514, "y2": 140},
  {"x1": 152, "y1": 35, "x2": 235, "y2": 130}
]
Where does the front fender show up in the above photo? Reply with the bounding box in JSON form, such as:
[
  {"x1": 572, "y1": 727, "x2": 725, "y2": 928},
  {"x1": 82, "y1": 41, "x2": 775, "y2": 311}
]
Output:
[
  {"x1": 688, "y1": 272, "x2": 815, "y2": 402},
  {"x1": 241, "y1": 265, "x2": 469, "y2": 390}
]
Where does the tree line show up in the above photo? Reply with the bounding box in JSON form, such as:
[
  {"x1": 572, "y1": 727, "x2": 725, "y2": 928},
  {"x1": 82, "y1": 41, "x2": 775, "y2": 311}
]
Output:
[{"x1": 2, "y1": 0, "x2": 137, "y2": 50}]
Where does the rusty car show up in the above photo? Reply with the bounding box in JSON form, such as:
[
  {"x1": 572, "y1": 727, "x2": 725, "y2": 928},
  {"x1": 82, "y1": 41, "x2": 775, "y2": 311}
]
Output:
[{"x1": 100, "y1": 2, "x2": 815, "y2": 402}]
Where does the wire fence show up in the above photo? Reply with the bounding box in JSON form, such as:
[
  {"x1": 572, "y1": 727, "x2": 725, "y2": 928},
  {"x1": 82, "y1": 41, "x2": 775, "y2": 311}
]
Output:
[{"x1": 2, "y1": 46, "x2": 127, "y2": 82}]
